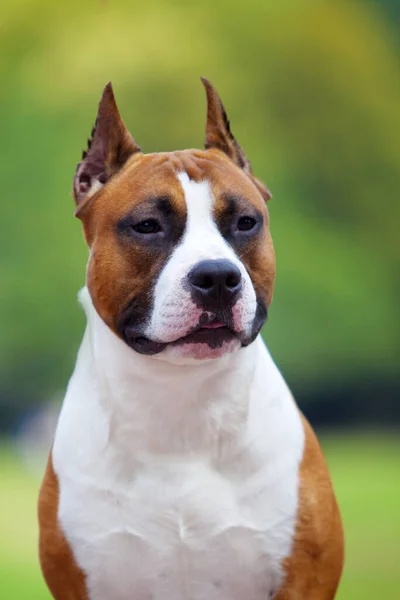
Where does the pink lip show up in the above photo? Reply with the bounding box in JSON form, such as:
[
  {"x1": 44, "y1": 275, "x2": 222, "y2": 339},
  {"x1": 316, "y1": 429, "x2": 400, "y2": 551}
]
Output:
[{"x1": 200, "y1": 321, "x2": 226, "y2": 329}]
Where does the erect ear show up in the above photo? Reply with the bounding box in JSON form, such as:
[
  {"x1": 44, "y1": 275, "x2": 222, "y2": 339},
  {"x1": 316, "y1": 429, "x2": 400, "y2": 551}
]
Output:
[
  {"x1": 73, "y1": 82, "x2": 141, "y2": 207},
  {"x1": 201, "y1": 77, "x2": 272, "y2": 201}
]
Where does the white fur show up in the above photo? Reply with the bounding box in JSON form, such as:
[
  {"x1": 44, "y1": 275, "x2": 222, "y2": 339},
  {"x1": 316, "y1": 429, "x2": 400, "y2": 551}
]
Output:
[
  {"x1": 85, "y1": 178, "x2": 104, "y2": 199},
  {"x1": 146, "y1": 173, "x2": 257, "y2": 360},
  {"x1": 52, "y1": 288, "x2": 305, "y2": 600}
]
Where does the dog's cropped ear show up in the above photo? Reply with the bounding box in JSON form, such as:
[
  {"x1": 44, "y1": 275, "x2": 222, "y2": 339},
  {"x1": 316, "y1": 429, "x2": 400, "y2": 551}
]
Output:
[
  {"x1": 73, "y1": 82, "x2": 141, "y2": 208},
  {"x1": 201, "y1": 77, "x2": 272, "y2": 201}
]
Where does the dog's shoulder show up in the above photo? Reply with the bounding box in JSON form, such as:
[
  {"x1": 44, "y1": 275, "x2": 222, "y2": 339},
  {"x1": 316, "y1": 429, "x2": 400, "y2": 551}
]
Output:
[{"x1": 275, "y1": 414, "x2": 344, "y2": 599}]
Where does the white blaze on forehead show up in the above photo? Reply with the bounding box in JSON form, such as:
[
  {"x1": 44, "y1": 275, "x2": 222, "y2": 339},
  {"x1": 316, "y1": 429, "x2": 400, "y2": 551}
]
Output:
[
  {"x1": 147, "y1": 172, "x2": 257, "y2": 346},
  {"x1": 179, "y1": 172, "x2": 213, "y2": 229},
  {"x1": 176, "y1": 172, "x2": 235, "y2": 261}
]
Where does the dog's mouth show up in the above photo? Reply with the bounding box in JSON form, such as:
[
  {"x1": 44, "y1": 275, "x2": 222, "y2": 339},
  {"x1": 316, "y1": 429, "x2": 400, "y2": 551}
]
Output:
[
  {"x1": 171, "y1": 320, "x2": 237, "y2": 350},
  {"x1": 124, "y1": 317, "x2": 239, "y2": 356},
  {"x1": 120, "y1": 299, "x2": 268, "y2": 358}
]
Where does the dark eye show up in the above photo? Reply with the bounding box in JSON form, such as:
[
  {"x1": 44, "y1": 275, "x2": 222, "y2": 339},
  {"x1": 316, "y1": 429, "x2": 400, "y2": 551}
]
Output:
[
  {"x1": 237, "y1": 216, "x2": 257, "y2": 232},
  {"x1": 132, "y1": 219, "x2": 162, "y2": 234}
]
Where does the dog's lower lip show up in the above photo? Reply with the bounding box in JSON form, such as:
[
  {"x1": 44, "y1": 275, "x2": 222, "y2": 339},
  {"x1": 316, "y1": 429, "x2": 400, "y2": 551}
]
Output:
[
  {"x1": 171, "y1": 326, "x2": 236, "y2": 349},
  {"x1": 123, "y1": 322, "x2": 238, "y2": 354}
]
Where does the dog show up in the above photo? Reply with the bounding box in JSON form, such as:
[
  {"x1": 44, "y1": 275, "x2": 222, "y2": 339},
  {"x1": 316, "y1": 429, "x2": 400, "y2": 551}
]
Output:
[{"x1": 38, "y1": 78, "x2": 344, "y2": 600}]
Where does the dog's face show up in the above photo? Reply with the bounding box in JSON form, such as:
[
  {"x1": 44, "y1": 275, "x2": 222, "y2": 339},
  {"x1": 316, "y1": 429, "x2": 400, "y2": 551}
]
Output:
[{"x1": 73, "y1": 80, "x2": 275, "y2": 361}]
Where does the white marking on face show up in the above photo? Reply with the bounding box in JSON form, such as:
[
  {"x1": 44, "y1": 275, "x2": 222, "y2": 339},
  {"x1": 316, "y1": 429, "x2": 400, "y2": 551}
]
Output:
[{"x1": 146, "y1": 172, "x2": 257, "y2": 359}]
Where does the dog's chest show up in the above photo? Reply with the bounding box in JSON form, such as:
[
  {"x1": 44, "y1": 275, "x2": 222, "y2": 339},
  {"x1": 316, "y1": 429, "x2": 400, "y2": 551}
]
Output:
[
  {"x1": 54, "y1": 331, "x2": 304, "y2": 600},
  {"x1": 59, "y1": 455, "x2": 297, "y2": 600}
]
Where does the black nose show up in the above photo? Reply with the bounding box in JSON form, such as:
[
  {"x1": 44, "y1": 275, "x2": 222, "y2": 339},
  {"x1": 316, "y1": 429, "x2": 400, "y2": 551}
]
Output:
[{"x1": 188, "y1": 259, "x2": 242, "y2": 309}]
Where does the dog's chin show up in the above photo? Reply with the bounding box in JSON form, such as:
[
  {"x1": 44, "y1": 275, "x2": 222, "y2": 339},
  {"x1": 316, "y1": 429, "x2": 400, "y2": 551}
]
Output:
[{"x1": 163, "y1": 337, "x2": 242, "y2": 362}]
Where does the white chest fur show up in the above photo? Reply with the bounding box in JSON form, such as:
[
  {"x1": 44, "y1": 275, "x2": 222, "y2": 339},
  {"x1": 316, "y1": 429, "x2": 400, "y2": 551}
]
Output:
[{"x1": 52, "y1": 289, "x2": 304, "y2": 600}]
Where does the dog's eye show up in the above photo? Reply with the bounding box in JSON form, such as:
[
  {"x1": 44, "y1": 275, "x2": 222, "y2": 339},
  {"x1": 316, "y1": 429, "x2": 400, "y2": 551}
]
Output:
[
  {"x1": 132, "y1": 219, "x2": 162, "y2": 234},
  {"x1": 237, "y1": 216, "x2": 257, "y2": 232}
]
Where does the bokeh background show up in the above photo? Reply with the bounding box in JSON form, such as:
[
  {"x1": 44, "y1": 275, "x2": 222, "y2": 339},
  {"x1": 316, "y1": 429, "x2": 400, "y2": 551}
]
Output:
[{"x1": 1, "y1": 0, "x2": 399, "y2": 598}]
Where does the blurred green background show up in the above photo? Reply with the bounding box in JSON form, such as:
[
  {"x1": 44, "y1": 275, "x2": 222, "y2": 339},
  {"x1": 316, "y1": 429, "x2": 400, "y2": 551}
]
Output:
[{"x1": 0, "y1": 0, "x2": 399, "y2": 598}]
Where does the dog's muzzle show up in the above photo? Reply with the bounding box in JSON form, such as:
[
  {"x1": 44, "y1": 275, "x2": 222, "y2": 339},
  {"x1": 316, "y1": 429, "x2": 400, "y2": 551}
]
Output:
[{"x1": 118, "y1": 257, "x2": 268, "y2": 357}]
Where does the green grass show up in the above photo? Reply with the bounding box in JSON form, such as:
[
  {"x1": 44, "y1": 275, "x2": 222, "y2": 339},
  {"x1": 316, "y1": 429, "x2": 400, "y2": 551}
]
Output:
[
  {"x1": 322, "y1": 432, "x2": 400, "y2": 600},
  {"x1": 0, "y1": 433, "x2": 399, "y2": 599},
  {"x1": 0, "y1": 446, "x2": 52, "y2": 599}
]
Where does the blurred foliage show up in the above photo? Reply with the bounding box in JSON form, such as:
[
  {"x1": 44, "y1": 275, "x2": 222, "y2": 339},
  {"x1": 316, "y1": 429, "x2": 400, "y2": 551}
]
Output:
[
  {"x1": 0, "y1": 0, "x2": 399, "y2": 417},
  {"x1": 1, "y1": 434, "x2": 400, "y2": 599}
]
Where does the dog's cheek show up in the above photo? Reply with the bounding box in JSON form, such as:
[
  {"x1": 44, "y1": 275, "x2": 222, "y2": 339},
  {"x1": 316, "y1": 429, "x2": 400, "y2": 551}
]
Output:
[
  {"x1": 86, "y1": 248, "x2": 126, "y2": 329},
  {"x1": 85, "y1": 237, "x2": 151, "y2": 332},
  {"x1": 243, "y1": 233, "x2": 276, "y2": 308},
  {"x1": 231, "y1": 294, "x2": 256, "y2": 335}
]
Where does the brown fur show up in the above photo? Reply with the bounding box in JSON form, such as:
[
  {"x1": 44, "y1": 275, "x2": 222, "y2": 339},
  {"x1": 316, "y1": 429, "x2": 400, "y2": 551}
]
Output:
[
  {"x1": 38, "y1": 454, "x2": 88, "y2": 600},
  {"x1": 274, "y1": 414, "x2": 344, "y2": 599}
]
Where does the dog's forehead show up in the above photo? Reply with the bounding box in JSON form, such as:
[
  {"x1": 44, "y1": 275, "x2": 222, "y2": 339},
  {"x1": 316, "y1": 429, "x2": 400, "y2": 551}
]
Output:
[{"x1": 94, "y1": 149, "x2": 265, "y2": 219}]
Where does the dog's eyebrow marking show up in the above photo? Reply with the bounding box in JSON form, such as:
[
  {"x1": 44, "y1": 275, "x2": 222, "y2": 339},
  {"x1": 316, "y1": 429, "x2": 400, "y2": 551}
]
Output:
[
  {"x1": 220, "y1": 193, "x2": 239, "y2": 220},
  {"x1": 126, "y1": 194, "x2": 175, "y2": 214},
  {"x1": 221, "y1": 192, "x2": 246, "y2": 203},
  {"x1": 220, "y1": 192, "x2": 250, "y2": 208},
  {"x1": 219, "y1": 192, "x2": 262, "y2": 218},
  {"x1": 154, "y1": 195, "x2": 174, "y2": 216}
]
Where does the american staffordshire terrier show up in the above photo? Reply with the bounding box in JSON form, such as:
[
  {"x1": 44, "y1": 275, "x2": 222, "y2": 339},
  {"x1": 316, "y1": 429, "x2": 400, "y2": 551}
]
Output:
[{"x1": 39, "y1": 79, "x2": 344, "y2": 600}]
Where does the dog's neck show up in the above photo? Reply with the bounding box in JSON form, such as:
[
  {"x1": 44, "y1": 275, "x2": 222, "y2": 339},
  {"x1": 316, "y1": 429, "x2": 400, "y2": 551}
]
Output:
[{"x1": 74, "y1": 287, "x2": 283, "y2": 461}]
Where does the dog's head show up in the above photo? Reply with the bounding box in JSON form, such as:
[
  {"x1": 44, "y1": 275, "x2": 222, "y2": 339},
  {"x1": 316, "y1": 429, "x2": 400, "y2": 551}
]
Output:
[{"x1": 74, "y1": 79, "x2": 276, "y2": 361}]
